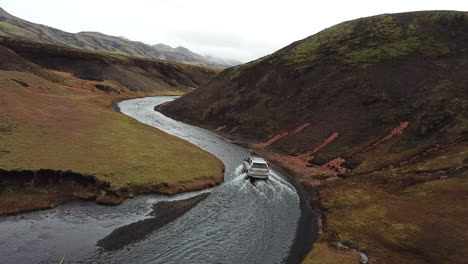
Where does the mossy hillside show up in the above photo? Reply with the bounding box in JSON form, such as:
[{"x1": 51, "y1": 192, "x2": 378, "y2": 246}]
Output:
[
  {"x1": 166, "y1": 11, "x2": 468, "y2": 176},
  {"x1": 163, "y1": 10, "x2": 467, "y2": 145},
  {"x1": 0, "y1": 22, "x2": 34, "y2": 38},
  {"x1": 270, "y1": 12, "x2": 464, "y2": 67},
  {"x1": 302, "y1": 242, "x2": 361, "y2": 264},
  {"x1": 343, "y1": 77, "x2": 467, "y2": 174},
  {"x1": 313, "y1": 140, "x2": 467, "y2": 263},
  {"x1": 320, "y1": 170, "x2": 468, "y2": 264},
  {"x1": 226, "y1": 12, "x2": 463, "y2": 78}
]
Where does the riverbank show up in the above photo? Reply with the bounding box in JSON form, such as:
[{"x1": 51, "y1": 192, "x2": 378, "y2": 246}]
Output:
[
  {"x1": 268, "y1": 164, "x2": 319, "y2": 264},
  {"x1": 1, "y1": 96, "x2": 305, "y2": 263},
  {"x1": 202, "y1": 132, "x2": 368, "y2": 263},
  {"x1": 154, "y1": 104, "x2": 329, "y2": 263},
  {"x1": 160, "y1": 121, "x2": 321, "y2": 264},
  {"x1": 201, "y1": 128, "x2": 467, "y2": 264},
  {"x1": 0, "y1": 167, "x2": 222, "y2": 216},
  {"x1": 0, "y1": 70, "x2": 224, "y2": 216}
]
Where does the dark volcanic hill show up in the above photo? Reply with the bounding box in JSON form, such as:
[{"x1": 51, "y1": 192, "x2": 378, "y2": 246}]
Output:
[
  {"x1": 159, "y1": 11, "x2": 468, "y2": 264},
  {"x1": 0, "y1": 7, "x2": 240, "y2": 67},
  {"x1": 160, "y1": 11, "x2": 467, "y2": 172}
]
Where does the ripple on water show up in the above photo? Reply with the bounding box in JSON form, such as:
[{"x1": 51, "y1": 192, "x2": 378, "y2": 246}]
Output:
[{"x1": 88, "y1": 162, "x2": 300, "y2": 264}]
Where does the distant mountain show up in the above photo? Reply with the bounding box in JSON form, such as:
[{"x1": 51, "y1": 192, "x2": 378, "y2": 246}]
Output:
[
  {"x1": 152, "y1": 43, "x2": 242, "y2": 67},
  {"x1": 203, "y1": 55, "x2": 244, "y2": 68},
  {"x1": 152, "y1": 43, "x2": 205, "y2": 63},
  {"x1": 0, "y1": 7, "x2": 240, "y2": 67}
]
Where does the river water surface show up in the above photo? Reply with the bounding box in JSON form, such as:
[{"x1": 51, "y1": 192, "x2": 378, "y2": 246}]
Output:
[{"x1": 0, "y1": 96, "x2": 302, "y2": 264}]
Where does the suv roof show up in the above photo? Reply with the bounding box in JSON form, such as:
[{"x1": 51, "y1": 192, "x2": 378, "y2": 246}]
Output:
[{"x1": 251, "y1": 157, "x2": 267, "y2": 164}]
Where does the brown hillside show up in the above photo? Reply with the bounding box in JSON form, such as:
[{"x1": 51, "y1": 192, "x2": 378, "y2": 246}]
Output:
[
  {"x1": 160, "y1": 11, "x2": 467, "y2": 173},
  {"x1": 0, "y1": 38, "x2": 222, "y2": 215},
  {"x1": 0, "y1": 37, "x2": 219, "y2": 93},
  {"x1": 159, "y1": 11, "x2": 468, "y2": 264}
]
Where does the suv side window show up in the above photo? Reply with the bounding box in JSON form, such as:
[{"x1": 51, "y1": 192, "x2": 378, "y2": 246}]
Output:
[{"x1": 247, "y1": 158, "x2": 252, "y2": 165}]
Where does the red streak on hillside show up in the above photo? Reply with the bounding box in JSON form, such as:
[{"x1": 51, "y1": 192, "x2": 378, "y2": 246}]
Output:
[
  {"x1": 290, "y1": 123, "x2": 311, "y2": 136},
  {"x1": 298, "y1": 132, "x2": 339, "y2": 161},
  {"x1": 255, "y1": 71, "x2": 273, "y2": 87},
  {"x1": 214, "y1": 125, "x2": 226, "y2": 131},
  {"x1": 323, "y1": 157, "x2": 348, "y2": 174},
  {"x1": 268, "y1": 153, "x2": 334, "y2": 177},
  {"x1": 354, "y1": 121, "x2": 410, "y2": 157},
  {"x1": 255, "y1": 132, "x2": 289, "y2": 148},
  {"x1": 254, "y1": 123, "x2": 312, "y2": 148},
  {"x1": 229, "y1": 126, "x2": 238, "y2": 133}
]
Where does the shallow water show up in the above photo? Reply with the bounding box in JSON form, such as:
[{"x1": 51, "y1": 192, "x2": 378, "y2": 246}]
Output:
[{"x1": 0, "y1": 96, "x2": 301, "y2": 264}]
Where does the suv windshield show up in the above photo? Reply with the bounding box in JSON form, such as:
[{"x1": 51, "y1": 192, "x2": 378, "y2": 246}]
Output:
[{"x1": 252, "y1": 163, "x2": 268, "y2": 169}]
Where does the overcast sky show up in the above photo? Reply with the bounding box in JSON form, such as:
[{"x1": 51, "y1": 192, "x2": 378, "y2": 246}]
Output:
[{"x1": 2, "y1": 0, "x2": 468, "y2": 62}]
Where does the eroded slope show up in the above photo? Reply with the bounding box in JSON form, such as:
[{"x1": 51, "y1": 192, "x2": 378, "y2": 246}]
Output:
[{"x1": 159, "y1": 11, "x2": 468, "y2": 264}]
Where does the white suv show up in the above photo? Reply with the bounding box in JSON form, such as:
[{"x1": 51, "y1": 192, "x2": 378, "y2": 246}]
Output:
[{"x1": 242, "y1": 157, "x2": 270, "y2": 179}]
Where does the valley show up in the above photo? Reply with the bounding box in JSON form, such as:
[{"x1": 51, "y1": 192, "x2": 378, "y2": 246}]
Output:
[
  {"x1": 0, "y1": 97, "x2": 313, "y2": 263},
  {"x1": 0, "y1": 5, "x2": 467, "y2": 264}
]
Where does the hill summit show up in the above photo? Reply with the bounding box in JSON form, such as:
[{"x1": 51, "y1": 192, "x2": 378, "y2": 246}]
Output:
[{"x1": 161, "y1": 11, "x2": 467, "y2": 173}]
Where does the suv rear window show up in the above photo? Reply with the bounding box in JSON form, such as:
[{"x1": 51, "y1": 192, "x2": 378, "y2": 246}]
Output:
[{"x1": 252, "y1": 163, "x2": 268, "y2": 169}]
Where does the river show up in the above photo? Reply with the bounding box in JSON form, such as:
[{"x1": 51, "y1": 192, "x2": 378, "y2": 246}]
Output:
[{"x1": 0, "y1": 96, "x2": 313, "y2": 264}]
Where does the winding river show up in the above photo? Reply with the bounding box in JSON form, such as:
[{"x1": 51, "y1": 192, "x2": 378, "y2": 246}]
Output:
[{"x1": 0, "y1": 97, "x2": 314, "y2": 264}]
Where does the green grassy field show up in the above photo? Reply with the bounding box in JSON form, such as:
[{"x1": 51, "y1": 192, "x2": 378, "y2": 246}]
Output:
[
  {"x1": 302, "y1": 241, "x2": 360, "y2": 264},
  {"x1": 0, "y1": 70, "x2": 223, "y2": 214},
  {"x1": 317, "y1": 155, "x2": 467, "y2": 264}
]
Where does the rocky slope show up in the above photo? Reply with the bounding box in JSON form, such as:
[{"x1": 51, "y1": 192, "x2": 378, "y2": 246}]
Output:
[
  {"x1": 0, "y1": 7, "x2": 240, "y2": 67},
  {"x1": 159, "y1": 11, "x2": 468, "y2": 264}
]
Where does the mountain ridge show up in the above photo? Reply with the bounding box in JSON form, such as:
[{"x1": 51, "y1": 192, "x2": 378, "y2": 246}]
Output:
[
  {"x1": 0, "y1": 7, "x2": 241, "y2": 67},
  {"x1": 0, "y1": 36, "x2": 219, "y2": 93}
]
